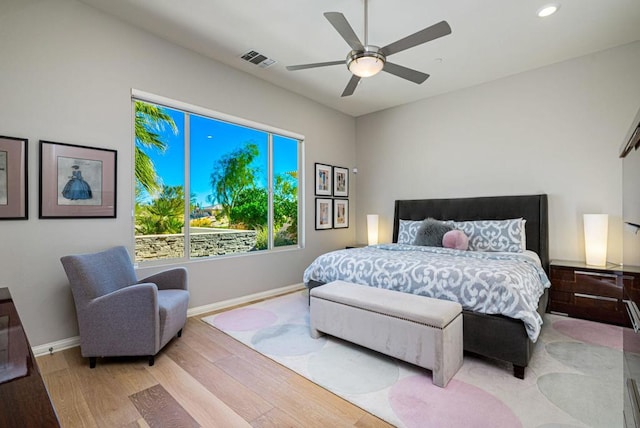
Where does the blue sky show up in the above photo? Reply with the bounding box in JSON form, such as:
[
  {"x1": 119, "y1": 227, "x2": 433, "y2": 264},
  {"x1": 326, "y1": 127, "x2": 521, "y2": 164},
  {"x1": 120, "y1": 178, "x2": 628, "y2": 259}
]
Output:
[{"x1": 144, "y1": 105, "x2": 298, "y2": 207}]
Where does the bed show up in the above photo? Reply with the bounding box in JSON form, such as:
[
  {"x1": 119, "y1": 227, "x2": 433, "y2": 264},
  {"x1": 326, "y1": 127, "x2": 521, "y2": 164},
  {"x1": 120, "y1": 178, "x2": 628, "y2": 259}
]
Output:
[{"x1": 304, "y1": 194, "x2": 550, "y2": 379}]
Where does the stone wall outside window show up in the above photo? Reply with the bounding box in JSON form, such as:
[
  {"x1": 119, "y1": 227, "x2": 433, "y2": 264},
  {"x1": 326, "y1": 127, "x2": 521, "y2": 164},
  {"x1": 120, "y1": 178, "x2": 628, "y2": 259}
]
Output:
[{"x1": 135, "y1": 229, "x2": 257, "y2": 262}]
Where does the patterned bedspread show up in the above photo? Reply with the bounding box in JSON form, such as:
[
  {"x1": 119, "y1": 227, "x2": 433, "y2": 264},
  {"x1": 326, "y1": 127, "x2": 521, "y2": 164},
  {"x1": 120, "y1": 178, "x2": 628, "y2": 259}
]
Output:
[{"x1": 303, "y1": 244, "x2": 551, "y2": 341}]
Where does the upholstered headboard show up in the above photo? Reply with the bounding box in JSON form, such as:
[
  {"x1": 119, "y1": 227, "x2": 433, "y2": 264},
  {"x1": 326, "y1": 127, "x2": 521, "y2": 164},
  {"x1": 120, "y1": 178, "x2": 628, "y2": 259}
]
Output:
[{"x1": 392, "y1": 194, "x2": 549, "y2": 273}]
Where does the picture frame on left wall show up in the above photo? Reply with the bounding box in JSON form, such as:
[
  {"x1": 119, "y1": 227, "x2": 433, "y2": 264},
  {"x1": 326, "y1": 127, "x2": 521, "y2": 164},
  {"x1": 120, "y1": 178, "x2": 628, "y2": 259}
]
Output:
[
  {"x1": 39, "y1": 140, "x2": 117, "y2": 219},
  {"x1": 315, "y1": 198, "x2": 333, "y2": 230},
  {"x1": 0, "y1": 136, "x2": 28, "y2": 220}
]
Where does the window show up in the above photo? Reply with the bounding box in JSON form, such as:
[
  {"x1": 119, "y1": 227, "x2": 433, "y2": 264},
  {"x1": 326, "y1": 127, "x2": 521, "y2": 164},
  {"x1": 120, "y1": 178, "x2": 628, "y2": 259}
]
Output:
[{"x1": 133, "y1": 93, "x2": 302, "y2": 263}]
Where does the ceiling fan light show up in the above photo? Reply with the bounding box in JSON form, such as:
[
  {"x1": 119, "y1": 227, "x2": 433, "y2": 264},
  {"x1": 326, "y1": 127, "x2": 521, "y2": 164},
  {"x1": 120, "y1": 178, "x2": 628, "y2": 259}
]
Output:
[
  {"x1": 347, "y1": 48, "x2": 385, "y2": 78},
  {"x1": 349, "y1": 56, "x2": 384, "y2": 77}
]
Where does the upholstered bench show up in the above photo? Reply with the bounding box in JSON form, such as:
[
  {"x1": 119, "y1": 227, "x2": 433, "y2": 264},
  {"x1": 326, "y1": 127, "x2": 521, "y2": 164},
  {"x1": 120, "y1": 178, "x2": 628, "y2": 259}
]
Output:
[{"x1": 309, "y1": 280, "x2": 463, "y2": 387}]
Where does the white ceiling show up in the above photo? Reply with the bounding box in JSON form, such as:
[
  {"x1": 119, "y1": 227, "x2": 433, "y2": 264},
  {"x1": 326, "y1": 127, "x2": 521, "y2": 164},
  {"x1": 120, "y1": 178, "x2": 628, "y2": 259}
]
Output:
[{"x1": 78, "y1": 0, "x2": 640, "y2": 117}]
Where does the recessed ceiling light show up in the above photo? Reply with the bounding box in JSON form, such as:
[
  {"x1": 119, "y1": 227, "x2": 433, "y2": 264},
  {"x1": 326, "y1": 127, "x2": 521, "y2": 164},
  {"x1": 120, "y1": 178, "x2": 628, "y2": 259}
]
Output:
[{"x1": 537, "y1": 3, "x2": 560, "y2": 17}]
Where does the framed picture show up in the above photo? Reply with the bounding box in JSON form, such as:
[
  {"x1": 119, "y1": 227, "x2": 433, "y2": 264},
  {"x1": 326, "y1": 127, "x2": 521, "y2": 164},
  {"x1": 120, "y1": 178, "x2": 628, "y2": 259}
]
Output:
[
  {"x1": 39, "y1": 140, "x2": 117, "y2": 218},
  {"x1": 314, "y1": 163, "x2": 332, "y2": 196},
  {"x1": 333, "y1": 166, "x2": 349, "y2": 197},
  {"x1": 0, "y1": 136, "x2": 28, "y2": 220},
  {"x1": 333, "y1": 199, "x2": 349, "y2": 228},
  {"x1": 315, "y1": 198, "x2": 333, "y2": 230}
]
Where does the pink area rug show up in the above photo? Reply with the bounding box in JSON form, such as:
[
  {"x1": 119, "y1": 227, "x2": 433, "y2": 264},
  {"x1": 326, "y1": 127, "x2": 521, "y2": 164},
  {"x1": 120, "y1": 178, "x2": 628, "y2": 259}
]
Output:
[{"x1": 202, "y1": 290, "x2": 625, "y2": 427}]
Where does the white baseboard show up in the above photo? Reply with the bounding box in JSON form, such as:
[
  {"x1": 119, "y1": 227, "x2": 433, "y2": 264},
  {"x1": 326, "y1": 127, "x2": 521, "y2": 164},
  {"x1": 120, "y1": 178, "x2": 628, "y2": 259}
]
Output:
[
  {"x1": 33, "y1": 336, "x2": 80, "y2": 357},
  {"x1": 32, "y1": 283, "x2": 306, "y2": 357},
  {"x1": 187, "y1": 282, "x2": 305, "y2": 317}
]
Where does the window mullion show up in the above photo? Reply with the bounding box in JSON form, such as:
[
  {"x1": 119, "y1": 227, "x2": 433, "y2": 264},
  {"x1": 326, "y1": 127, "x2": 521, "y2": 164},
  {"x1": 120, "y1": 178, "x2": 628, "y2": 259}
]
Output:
[
  {"x1": 268, "y1": 133, "x2": 274, "y2": 249},
  {"x1": 184, "y1": 113, "x2": 190, "y2": 260}
]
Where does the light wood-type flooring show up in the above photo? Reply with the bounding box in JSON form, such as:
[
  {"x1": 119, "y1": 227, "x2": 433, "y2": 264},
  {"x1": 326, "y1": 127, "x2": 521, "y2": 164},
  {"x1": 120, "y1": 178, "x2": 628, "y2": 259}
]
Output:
[{"x1": 37, "y1": 309, "x2": 392, "y2": 427}]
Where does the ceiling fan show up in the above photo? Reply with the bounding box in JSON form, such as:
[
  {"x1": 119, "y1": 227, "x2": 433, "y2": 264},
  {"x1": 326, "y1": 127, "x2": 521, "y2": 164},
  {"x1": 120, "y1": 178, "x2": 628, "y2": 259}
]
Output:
[{"x1": 286, "y1": 0, "x2": 452, "y2": 97}]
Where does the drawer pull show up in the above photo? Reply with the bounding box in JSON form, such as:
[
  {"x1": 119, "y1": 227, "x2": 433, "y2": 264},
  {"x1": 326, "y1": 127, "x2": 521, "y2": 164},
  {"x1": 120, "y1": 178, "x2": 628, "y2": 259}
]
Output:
[
  {"x1": 574, "y1": 292, "x2": 618, "y2": 302},
  {"x1": 574, "y1": 270, "x2": 618, "y2": 279},
  {"x1": 624, "y1": 300, "x2": 640, "y2": 333}
]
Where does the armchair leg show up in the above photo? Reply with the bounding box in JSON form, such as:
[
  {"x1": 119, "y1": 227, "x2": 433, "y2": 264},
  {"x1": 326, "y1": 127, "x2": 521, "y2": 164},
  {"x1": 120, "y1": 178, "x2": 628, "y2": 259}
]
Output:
[
  {"x1": 89, "y1": 357, "x2": 96, "y2": 369},
  {"x1": 177, "y1": 328, "x2": 183, "y2": 338},
  {"x1": 149, "y1": 355, "x2": 155, "y2": 366}
]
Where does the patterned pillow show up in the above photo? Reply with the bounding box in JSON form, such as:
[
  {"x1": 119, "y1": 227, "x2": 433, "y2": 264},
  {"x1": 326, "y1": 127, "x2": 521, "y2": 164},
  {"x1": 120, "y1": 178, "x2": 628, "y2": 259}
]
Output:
[
  {"x1": 397, "y1": 219, "x2": 423, "y2": 244},
  {"x1": 448, "y1": 218, "x2": 526, "y2": 252}
]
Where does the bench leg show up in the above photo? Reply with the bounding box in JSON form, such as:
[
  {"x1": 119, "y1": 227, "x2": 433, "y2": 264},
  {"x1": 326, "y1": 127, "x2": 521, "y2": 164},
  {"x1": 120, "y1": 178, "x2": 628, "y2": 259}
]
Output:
[
  {"x1": 309, "y1": 296, "x2": 324, "y2": 339},
  {"x1": 310, "y1": 326, "x2": 324, "y2": 339},
  {"x1": 433, "y1": 315, "x2": 464, "y2": 388}
]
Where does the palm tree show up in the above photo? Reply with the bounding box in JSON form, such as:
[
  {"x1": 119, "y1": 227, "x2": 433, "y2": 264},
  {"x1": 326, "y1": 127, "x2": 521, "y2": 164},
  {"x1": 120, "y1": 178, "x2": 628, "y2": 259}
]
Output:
[{"x1": 134, "y1": 101, "x2": 177, "y2": 195}]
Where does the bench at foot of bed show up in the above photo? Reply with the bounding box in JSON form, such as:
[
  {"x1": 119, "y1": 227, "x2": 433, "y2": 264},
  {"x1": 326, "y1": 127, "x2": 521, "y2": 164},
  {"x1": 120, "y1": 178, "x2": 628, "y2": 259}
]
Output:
[{"x1": 309, "y1": 280, "x2": 463, "y2": 388}]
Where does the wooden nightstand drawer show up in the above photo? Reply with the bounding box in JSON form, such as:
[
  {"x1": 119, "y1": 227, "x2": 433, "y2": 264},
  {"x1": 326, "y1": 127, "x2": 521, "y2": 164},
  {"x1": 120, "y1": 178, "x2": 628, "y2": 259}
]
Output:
[{"x1": 551, "y1": 267, "x2": 621, "y2": 299}]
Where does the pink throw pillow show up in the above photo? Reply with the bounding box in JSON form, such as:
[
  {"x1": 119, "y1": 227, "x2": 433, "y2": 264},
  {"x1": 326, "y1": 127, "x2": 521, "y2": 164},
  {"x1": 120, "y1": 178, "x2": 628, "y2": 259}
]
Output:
[{"x1": 442, "y1": 230, "x2": 469, "y2": 250}]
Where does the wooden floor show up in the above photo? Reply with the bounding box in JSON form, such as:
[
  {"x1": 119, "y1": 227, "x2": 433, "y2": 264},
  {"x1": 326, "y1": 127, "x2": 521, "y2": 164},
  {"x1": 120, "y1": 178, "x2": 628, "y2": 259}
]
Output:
[{"x1": 37, "y1": 313, "x2": 392, "y2": 427}]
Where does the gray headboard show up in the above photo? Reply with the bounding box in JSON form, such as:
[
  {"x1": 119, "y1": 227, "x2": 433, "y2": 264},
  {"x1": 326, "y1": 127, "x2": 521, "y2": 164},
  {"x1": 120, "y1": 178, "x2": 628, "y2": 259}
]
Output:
[{"x1": 392, "y1": 194, "x2": 549, "y2": 273}]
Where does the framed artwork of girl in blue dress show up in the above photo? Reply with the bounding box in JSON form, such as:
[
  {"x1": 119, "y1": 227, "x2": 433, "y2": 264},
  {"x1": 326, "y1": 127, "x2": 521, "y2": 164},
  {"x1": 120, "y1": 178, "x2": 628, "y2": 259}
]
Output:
[{"x1": 39, "y1": 140, "x2": 116, "y2": 218}]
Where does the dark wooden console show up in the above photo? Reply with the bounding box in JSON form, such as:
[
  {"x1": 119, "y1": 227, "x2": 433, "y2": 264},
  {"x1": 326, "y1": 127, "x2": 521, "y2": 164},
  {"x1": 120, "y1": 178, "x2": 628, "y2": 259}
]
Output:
[{"x1": 0, "y1": 287, "x2": 60, "y2": 427}]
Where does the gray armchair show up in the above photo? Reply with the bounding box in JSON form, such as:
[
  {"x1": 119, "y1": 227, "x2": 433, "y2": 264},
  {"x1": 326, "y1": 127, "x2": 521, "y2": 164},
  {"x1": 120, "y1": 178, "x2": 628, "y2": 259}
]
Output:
[{"x1": 60, "y1": 246, "x2": 189, "y2": 368}]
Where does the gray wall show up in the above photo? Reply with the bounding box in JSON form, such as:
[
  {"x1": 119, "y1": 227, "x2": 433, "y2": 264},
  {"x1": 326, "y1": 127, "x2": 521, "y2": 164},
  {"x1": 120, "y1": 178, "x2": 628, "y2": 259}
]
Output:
[
  {"x1": 354, "y1": 42, "x2": 640, "y2": 266},
  {"x1": 0, "y1": 0, "x2": 356, "y2": 346}
]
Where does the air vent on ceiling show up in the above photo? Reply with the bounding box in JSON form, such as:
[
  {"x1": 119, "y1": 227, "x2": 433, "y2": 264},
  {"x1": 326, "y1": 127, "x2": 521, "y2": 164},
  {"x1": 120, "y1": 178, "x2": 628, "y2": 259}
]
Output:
[{"x1": 240, "y1": 50, "x2": 277, "y2": 68}]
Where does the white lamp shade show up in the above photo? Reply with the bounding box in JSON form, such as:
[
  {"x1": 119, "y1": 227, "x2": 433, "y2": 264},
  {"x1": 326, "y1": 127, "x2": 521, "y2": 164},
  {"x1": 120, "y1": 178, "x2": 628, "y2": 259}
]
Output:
[
  {"x1": 367, "y1": 214, "x2": 379, "y2": 245},
  {"x1": 584, "y1": 214, "x2": 608, "y2": 266}
]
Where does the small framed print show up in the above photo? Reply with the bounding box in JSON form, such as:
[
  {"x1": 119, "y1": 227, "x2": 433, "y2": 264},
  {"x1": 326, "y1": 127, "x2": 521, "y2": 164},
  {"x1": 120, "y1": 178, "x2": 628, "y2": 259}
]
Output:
[
  {"x1": 315, "y1": 198, "x2": 333, "y2": 230},
  {"x1": 314, "y1": 163, "x2": 332, "y2": 196},
  {"x1": 0, "y1": 136, "x2": 28, "y2": 220},
  {"x1": 333, "y1": 199, "x2": 349, "y2": 229},
  {"x1": 40, "y1": 140, "x2": 117, "y2": 218},
  {"x1": 333, "y1": 166, "x2": 349, "y2": 197}
]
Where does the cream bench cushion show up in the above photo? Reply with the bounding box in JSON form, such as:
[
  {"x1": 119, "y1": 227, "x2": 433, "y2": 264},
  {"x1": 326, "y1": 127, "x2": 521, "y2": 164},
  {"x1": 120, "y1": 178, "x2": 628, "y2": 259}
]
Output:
[{"x1": 310, "y1": 280, "x2": 463, "y2": 387}]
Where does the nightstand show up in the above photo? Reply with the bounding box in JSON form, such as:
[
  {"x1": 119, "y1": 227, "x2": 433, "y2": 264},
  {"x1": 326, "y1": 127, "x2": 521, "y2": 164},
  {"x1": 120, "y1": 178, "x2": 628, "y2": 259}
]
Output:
[
  {"x1": 345, "y1": 243, "x2": 367, "y2": 249},
  {"x1": 548, "y1": 260, "x2": 638, "y2": 327}
]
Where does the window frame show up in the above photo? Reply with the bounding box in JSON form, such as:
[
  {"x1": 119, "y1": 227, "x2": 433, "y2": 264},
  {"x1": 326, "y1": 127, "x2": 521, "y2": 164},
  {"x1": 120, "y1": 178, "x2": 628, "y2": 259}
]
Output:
[{"x1": 132, "y1": 89, "x2": 305, "y2": 266}]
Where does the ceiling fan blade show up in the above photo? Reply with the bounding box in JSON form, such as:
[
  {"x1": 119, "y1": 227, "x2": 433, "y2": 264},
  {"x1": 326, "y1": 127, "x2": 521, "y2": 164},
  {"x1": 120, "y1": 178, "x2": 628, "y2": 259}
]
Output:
[
  {"x1": 341, "y1": 74, "x2": 361, "y2": 97},
  {"x1": 324, "y1": 12, "x2": 364, "y2": 51},
  {"x1": 380, "y1": 21, "x2": 452, "y2": 57},
  {"x1": 286, "y1": 60, "x2": 344, "y2": 71},
  {"x1": 383, "y1": 62, "x2": 430, "y2": 84}
]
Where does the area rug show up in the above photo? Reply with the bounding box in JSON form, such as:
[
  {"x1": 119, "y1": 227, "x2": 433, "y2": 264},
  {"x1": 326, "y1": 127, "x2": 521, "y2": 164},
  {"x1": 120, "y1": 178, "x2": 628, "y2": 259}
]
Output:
[{"x1": 202, "y1": 290, "x2": 624, "y2": 428}]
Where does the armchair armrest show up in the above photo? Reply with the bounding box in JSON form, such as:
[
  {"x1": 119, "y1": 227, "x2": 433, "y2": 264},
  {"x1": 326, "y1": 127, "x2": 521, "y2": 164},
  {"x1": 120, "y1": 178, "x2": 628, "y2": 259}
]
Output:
[
  {"x1": 139, "y1": 267, "x2": 187, "y2": 291},
  {"x1": 80, "y1": 283, "x2": 160, "y2": 355}
]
